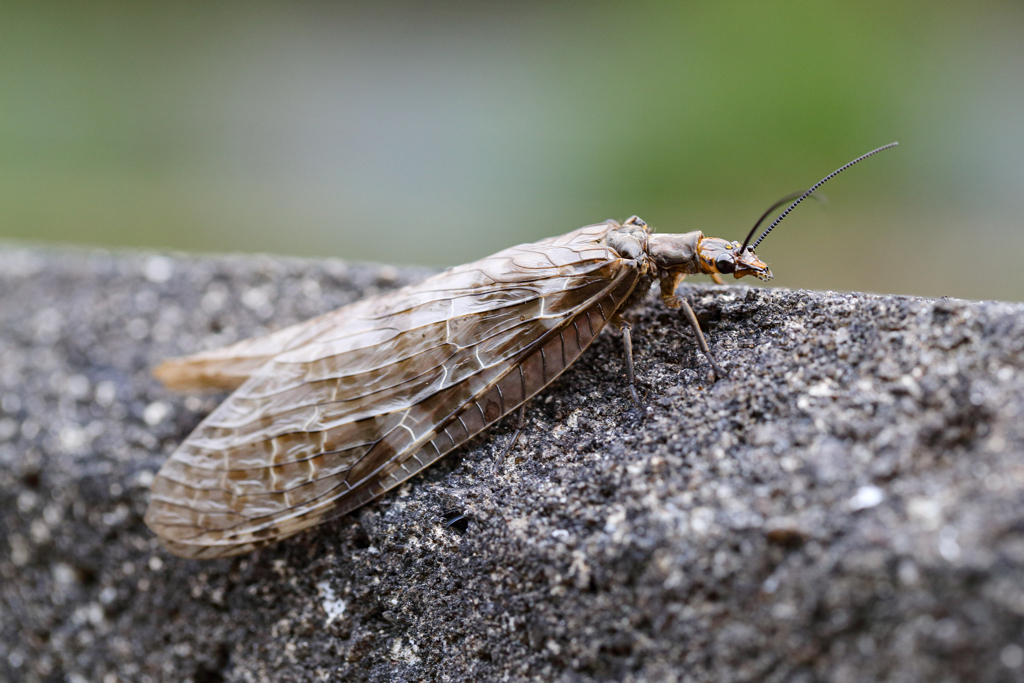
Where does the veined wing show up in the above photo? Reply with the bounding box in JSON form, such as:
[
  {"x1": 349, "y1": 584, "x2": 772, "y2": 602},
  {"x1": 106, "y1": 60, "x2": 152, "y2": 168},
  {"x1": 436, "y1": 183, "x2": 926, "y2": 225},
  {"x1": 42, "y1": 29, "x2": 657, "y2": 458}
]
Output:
[
  {"x1": 155, "y1": 223, "x2": 623, "y2": 392},
  {"x1": 145, "y1": 221, "x2": 646, "y2": 558}
]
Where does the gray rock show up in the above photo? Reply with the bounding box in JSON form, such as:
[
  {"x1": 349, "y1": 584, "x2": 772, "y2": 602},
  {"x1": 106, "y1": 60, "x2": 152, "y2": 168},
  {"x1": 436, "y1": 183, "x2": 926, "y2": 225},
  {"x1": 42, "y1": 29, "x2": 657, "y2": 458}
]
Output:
[{"x1": 2, "y1": 245, "x2": 1024, "y2": 683}]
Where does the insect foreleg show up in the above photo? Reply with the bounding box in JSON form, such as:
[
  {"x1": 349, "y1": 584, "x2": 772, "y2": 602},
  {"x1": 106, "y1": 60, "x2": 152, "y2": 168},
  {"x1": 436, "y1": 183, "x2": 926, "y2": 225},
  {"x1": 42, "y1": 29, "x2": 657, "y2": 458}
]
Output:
[
  {"x1": 657, "y1": 275, "x2": 724, "y2": 379},
  {"x1": 677, "y1": 296, "x2": 725, "y2": 380}
]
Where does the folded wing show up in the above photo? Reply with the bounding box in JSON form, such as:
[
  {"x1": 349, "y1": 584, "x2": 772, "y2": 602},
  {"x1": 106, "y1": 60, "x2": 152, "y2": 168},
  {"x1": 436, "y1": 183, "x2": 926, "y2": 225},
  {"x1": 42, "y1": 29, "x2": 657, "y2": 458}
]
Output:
[{"x1": 145, "y1": 221, "x2": 645, "y2": 558}]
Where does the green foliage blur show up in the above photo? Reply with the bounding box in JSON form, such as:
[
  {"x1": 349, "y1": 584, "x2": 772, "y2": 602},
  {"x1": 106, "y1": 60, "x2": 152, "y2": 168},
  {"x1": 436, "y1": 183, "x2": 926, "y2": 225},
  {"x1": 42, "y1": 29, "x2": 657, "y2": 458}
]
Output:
[{"x1": 2, "y1": 1, "x2": 1022, "y2": 300}]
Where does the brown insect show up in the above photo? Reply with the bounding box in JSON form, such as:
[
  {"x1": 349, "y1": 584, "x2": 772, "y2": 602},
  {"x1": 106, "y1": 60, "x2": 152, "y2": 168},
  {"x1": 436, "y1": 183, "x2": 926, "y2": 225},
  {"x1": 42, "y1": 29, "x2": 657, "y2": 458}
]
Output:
[{"x1": 145, "y1": 143, "x2": 897, "y2": 558}]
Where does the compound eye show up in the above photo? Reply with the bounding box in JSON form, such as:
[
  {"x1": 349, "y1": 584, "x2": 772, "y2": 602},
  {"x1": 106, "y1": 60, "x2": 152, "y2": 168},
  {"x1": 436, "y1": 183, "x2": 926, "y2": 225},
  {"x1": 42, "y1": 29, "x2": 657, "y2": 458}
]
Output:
[{"x1": 715, "y1": 253, "x2": 735, "y2": 273}]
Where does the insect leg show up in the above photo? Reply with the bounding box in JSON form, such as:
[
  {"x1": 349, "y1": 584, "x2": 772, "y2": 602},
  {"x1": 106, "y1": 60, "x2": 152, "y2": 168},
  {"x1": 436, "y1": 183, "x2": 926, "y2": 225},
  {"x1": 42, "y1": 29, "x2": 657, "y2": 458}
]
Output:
[
  {"x1": 495, "y1": 403, "x2": 527, "y2": 471},
  {"x1": 678, "y1": 297, "x2": 725, "y2": 380},
  {"x1": 710, "y1": 273, "x2": 725, "y2": 285},
  {"x1": 619, "y1": 321, "x2": 643, "y2": 408}
]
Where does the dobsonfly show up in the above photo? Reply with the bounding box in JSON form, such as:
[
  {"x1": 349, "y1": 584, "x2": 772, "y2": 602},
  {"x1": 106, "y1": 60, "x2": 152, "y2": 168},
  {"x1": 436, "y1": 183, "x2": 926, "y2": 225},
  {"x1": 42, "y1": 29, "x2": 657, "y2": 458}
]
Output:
[{"x1": 145, "y1": 143, "x2": 897, "y2": 559}]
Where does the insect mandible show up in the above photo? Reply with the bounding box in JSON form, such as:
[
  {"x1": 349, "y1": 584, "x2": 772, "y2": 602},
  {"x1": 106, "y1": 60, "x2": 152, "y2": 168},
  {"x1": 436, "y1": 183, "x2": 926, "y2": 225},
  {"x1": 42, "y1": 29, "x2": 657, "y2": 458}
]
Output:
[{"x1": 145, "y1": 143, "x2": 897, "y2": 558}]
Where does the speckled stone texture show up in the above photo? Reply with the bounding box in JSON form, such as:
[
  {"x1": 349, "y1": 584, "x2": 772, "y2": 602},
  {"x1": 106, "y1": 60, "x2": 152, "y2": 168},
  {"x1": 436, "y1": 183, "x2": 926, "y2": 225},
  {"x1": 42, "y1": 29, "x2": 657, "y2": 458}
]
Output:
[{"x1": 2, "y1": 245, "x2": 1024, "y2": 683}]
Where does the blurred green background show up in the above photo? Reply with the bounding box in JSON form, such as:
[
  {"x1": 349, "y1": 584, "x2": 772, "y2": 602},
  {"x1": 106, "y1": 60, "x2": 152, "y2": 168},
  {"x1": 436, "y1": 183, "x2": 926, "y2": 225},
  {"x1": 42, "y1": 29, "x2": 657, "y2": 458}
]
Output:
[{"x1": 2, "y1": 1, "x2": 1023, "y2": 301}]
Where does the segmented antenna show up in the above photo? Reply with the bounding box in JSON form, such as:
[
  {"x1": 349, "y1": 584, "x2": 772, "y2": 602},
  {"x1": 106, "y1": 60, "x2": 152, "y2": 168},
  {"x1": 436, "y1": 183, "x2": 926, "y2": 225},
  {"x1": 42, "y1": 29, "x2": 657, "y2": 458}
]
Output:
[
  {"x1": 746, "y1": 142, "x2": 898, "y2": 252},
  {"x1": 740, "y1": 191, "x2": 808, "y2": 253}
]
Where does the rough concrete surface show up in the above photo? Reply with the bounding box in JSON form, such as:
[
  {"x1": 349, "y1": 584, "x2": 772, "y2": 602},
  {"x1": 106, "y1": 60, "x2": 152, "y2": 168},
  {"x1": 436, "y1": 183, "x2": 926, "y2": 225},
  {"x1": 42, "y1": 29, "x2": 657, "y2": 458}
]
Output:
[{"x1": 2, "y1": 245, "x2": 1024, "y2": 683}]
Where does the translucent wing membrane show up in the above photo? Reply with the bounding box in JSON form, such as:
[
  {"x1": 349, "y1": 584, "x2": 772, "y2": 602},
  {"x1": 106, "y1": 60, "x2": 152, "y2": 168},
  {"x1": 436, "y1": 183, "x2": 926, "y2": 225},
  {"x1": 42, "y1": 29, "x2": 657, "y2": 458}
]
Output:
[{"x1": 145, "y1": 222, "x2": 646, "y2": 558}]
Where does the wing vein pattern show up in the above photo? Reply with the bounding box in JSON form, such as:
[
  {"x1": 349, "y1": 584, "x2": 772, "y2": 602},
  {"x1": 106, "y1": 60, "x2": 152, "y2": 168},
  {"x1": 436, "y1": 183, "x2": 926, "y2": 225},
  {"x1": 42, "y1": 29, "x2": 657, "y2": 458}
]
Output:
[{"x1": 145, "y1": 221, "x2": 643, "y2": 558}]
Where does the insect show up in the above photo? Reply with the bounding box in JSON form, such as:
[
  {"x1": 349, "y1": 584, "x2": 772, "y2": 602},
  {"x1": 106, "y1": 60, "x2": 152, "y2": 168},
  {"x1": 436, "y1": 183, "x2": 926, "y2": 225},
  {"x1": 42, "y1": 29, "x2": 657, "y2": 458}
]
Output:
[{"x1": 145, "y1": 143, "x2": 897, "y2": 558}]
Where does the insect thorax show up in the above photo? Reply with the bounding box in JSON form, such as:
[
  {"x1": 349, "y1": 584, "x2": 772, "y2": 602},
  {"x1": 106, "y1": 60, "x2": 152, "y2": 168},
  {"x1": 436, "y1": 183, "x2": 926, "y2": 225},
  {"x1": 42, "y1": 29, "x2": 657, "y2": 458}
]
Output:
[
  {"x1": 603, "y1": 222, "x2": 674, "y2": 314},
  {"x1": 604, "y1": 223, "x2": 651, "y2": 261}
]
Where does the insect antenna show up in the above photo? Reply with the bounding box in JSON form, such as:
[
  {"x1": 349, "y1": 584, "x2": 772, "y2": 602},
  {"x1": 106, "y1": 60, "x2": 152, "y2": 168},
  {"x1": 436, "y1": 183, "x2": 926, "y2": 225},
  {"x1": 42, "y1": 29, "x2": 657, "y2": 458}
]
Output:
[
  {"x1": 740, "y1": 191, "x2": 830, "y2": 253},
  {"x1": 740, "y1": 191, "x2": 810, "y2": 253},
  {"x1": 746, "y1": 142, "x2": 898, "y2": 252}
]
